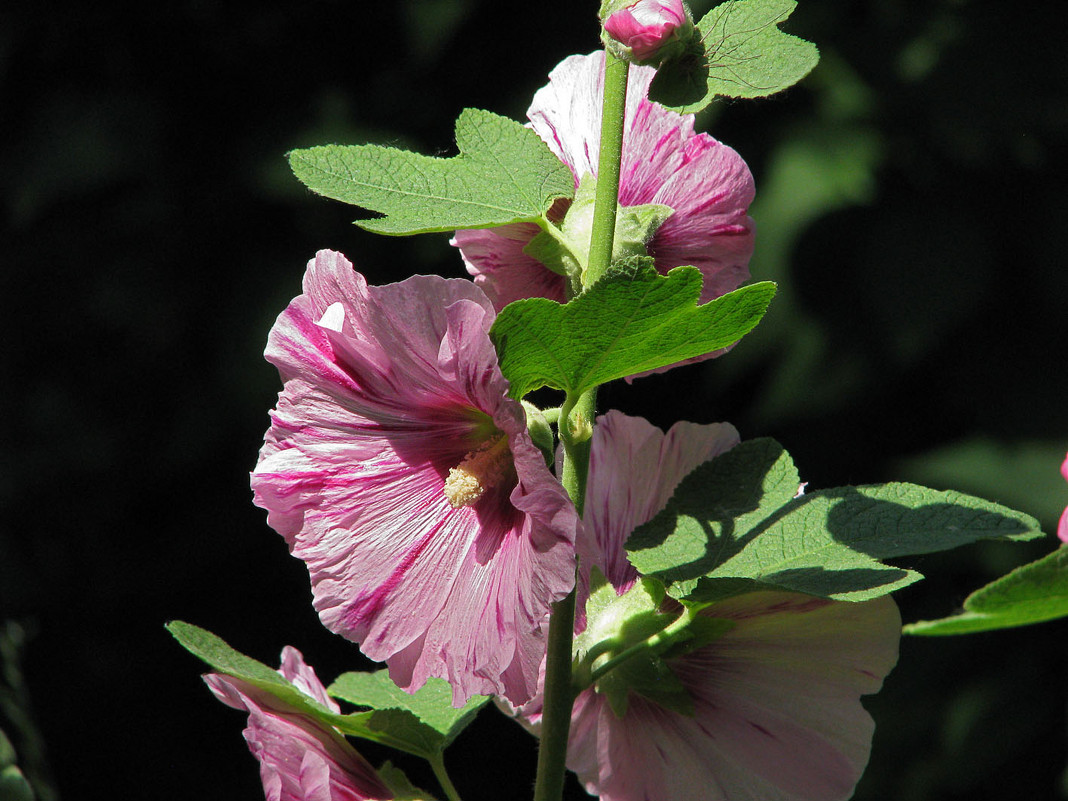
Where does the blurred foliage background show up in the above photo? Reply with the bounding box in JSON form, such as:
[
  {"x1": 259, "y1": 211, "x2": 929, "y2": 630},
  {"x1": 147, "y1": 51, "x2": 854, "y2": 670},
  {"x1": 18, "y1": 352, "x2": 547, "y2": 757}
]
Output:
[{"x1": 1, "y1": 0, "x2": 1065, "y2": 799}]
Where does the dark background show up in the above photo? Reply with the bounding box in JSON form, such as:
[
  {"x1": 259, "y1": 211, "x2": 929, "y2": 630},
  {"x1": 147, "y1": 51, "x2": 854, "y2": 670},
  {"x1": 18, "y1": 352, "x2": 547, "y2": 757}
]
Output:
[{"x1": 2, "y1": 1, "x2": 1065, "y2": 799}]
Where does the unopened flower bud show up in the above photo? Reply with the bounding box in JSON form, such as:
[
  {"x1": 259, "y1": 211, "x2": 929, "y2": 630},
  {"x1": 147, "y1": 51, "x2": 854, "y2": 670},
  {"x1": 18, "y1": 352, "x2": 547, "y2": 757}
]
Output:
[{"x1": 602, "y1": 0, "x2": 694, "y2": 65}]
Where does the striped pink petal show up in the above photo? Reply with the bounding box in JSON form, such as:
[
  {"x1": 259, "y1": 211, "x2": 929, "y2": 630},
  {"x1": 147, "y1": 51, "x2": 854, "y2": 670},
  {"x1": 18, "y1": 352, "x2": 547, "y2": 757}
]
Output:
[
  {"x1": 251, "y1": 250, "x2": 578, "y2": 705},
  {"x1": 452, "y1": 51, "x2": 754, "y2": 321}
]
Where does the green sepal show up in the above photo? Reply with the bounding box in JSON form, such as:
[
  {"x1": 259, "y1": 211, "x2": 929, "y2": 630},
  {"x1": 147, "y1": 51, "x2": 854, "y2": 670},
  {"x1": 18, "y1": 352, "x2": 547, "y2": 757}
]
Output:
[
  {"x1": 626, "y1": 439, "x2": 1045, "y2": 603},
  {"x1": 598, "y1": 643, "x2": 693, "y2": 719},
  {"x1": 574, "y1": 572, "x2": 690, "y2": 718},
  {"x1": 521, "y1": 400, "x2": 556, "y2": 468},
  {"x1": 649, "y1": 0, "x2": 820, "y2": 112},
  {"x1": 904, "y1": 546, "x2": 1068, "y2": 635},
  {"x1": 0, "y1": 767, "x2": 34, "y2": 801},
  {"x1": 377, "y1": 762, "x2": 439, "y2": 801},
  {"x1": 574, "y1": 569, "x2": 668, "y2": 670},
  {"x1": 288, "y1": 108, "x2": 574, "y2": 235},
  {"x1": 524, "y1": 173, "x2": 673, "y2": 283},
  {"x1": 490, "y1": 261, "x2": 775, "y2": 399}
]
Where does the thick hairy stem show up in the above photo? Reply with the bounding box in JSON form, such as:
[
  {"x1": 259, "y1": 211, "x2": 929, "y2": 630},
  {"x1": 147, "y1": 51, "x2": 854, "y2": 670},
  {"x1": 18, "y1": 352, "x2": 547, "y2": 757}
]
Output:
[{"x1": 584, "y1": 49, "x2": 629, "y2": 288}]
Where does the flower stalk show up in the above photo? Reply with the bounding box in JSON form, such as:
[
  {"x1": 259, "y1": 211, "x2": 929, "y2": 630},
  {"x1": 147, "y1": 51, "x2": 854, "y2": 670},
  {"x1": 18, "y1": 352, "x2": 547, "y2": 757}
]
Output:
[
  {"x1": 585, "y1": 604, "x2": 699, "y2": 687},
  {"x1": 532, "y1": 44, "x2": 631, "y2": 801},
  {"x1": 584, "y1": 49, "x2": 630, "y2": 288},
  {"x1": 430, "y1": 753, "x2": 464, "y2": 801}
]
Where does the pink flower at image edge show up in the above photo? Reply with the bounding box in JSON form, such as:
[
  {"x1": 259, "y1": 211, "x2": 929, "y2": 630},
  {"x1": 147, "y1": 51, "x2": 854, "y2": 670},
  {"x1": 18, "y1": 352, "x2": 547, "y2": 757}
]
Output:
[
  {"x1": 251, "y1": 250, "x2": 579, "y2": 705},
  {"x1": 1059, "y1": 452, "x2": 1068, "y2": 543},
  {"x1": 605, "y1": 0, "x2": 689, "y2": 62},
  {"x1": 205, "y1": 647, "x2": 392, "y2": 801}
]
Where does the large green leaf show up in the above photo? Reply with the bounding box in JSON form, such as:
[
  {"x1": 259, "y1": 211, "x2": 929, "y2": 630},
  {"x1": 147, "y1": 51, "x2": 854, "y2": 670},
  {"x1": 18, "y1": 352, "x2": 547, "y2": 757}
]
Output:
[
  {"x1": 490, "y1": 261, "x2": 775, "y2": 398},
  {"x1": 288, "y1": 108, "x2": 574, "y2": 234},
  {"x1": 329, "y1": 671, "x2": 488, "y2": 753},
  {"x1": 904, "y1": 547, "x2": 1068, "y2": 635},
  {"x1": 166, "y1": 621, "x2": 472, "y2": 760},
  {"x1": 649, "y1": 0, "x2": 819, "y2": 112},
  {"x1": 626, "y1": 440, "x2": 1045, "y2": 603}
]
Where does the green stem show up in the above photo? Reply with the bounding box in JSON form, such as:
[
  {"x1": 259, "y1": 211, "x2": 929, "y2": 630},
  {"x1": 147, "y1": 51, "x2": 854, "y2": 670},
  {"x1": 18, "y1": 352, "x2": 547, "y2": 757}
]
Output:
[
  {"x1": 429, "y1": 752, "x2": 463, "y2": 801},
  {"x1": 585, "y1": 605, "x2": 700, "y2": 688},
  {"x1": 531, "y1": 587, "x2": 577, "y2": 801},
  {"x1": 584, "y1": 49, "x2": 630, "y2": 288},
  {"x1": 532, "y1": 388, "x2": 595, "y2": 801},
  {"x1": 532, "y1": 41, "x2": 629, "y2": 801}
]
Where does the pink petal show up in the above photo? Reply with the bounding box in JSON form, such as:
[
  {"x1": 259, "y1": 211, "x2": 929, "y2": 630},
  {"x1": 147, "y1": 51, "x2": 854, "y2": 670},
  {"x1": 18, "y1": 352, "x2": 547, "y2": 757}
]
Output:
[
  {"x1": 450, "y1": 224, "x2": 567, "y2": 309},
  {"x1": 568, "y1": 593, "x2": 901, "y2": 801},
  {"x1": 1059, "y1": 453, "x2": 1068, "y2": 543},
  {"x1": 204, "y1": 649, "x2": 392, "y2": 801},
  {"x1": 252, "y1": 250, "x2": 578, "y2": 704},
  {"x1": 452, "y1": 53, "x2": 755, "y2": 376},
  {"x1": 582, "y1": 411, "x2": 739, "y2": 594}
]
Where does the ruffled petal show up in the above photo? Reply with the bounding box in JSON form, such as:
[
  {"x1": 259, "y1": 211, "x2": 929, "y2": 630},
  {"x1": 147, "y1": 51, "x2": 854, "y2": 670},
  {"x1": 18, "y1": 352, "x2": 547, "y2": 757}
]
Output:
[
  {"x1": 252, "y1": 251, "x2": 578, "y2": 704},
  {"x1": 450, "y1": 225, "x2": 567, "y2": 309}
]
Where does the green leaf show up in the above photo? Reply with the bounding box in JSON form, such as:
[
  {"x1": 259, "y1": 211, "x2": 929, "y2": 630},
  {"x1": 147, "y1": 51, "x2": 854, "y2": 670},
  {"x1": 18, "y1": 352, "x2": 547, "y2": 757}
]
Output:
[
  {"x1": 649, "y1": 0, "x2": 819, "y2": 113},
  {"x1": 166, "y1": 621, "x2": 318, "y2": 710},
  {"x1": 377, "y1": 762, "x2": 439, "y2": 801},
  {"x1": 328, "y1": 671, "x2": 488, "y2": 754},
  {"x1": 166, "y1": 621, "x2": 456, "y2": 759},
  {"x1": 904, "y1": 547, "x2": 1068, "y2": 635},
  {"x1": 0, "y1": 768, "x2": 35, "y2": 801},
  {"x1": 626, "y1": 440, "x2": 1045, "y2": 602},
  {"x1": 288, "y1": 108, "x2": 574, "y2": 235},
  {"x1": 489, "y1": 262, "x2": 776, "y2": 398},
  {"x1": 0, "y1": 730, "x2": 34, "y2": 801}
]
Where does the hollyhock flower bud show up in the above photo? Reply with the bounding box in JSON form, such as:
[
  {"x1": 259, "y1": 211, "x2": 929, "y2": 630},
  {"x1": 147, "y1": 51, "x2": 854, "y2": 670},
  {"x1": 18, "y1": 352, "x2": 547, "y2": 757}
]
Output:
[
  {"x1": 1058, "y1": 452, "x2": 1068, "y2": 543},
  {"x1": 204, "y1": 647, "x2": 393, "y2": 801},
  {"x1": 602, "y1": 0, "x2": 694, "y2": 64}
]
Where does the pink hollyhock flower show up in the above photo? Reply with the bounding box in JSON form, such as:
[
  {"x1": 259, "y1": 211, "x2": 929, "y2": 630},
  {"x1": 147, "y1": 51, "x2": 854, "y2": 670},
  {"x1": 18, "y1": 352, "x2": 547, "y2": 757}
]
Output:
[
  {"x1": 204, "y1": 647, "x2": 392, "y2": 801},
  {"x1": 451, "y1": 51, "x2": 754, "y2": 314},
  {"x1": 516, "y1": 411, "x2": 901, "y2": 801},
  {"x1": 1058, "y1": 452, "x2": 1068, "y2": 543},
  {"x1": 604, "y1": 0, "x2": 692, "y2": 63},
  {"x1": 251, "y1": 250, "x2": 578, "y2": 705}
]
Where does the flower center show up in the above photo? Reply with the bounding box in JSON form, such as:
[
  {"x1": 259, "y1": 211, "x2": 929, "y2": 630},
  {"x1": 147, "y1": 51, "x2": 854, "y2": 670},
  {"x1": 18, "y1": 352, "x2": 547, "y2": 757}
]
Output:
[{"x1": 443, "y1": 434, "x2": 512, "y2": 509}]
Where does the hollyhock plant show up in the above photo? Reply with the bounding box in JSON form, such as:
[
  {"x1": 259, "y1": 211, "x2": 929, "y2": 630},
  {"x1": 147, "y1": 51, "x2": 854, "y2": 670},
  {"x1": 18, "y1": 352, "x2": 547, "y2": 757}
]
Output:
[
  {"x1": 1059, "y1": 452, "x2": 1068, "y2": 543},
  {"x1": 514, "y1": 412, "x2": 901, "y2": 801},
  {"x1": 451, "y1": 50, "x2": 754, "y2": 314},
  {"x1": 204, "y1": 647, "x2": 393, "y2": 801},
  {"x1": 250, "y1": 250, "x2": 579, "y2": 705},
  {"x1": 603, "y1": 0, "x2": 694, "y2": 63}
]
